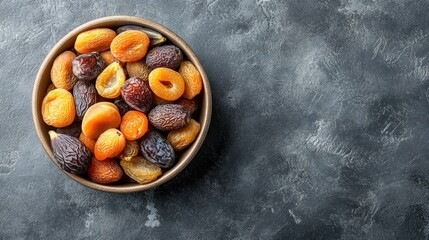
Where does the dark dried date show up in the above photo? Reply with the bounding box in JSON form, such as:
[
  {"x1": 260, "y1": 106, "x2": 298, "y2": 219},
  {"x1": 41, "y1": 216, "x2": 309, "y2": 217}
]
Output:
[
  {"x1": 72, "y1": 52, "x2": 105, "y2": 81},
  {"x1": 175, "y1": 98, "x2": 198, "y2": 114},
  {"x1": 145, "y1": 45, "x2": 183, "y2": 69},
  {"x1": 121, "y1": 77, "x2": 153, "y2": 113},
  {"x1": 148, "y1": 104, "x2": 190, "y2": 131},
  {"x1": 73, "y1": 80, "x2": 97, "y2": 120},
  {"x1": 140, "y1": 131, "x2": 175, "y2": 168}
]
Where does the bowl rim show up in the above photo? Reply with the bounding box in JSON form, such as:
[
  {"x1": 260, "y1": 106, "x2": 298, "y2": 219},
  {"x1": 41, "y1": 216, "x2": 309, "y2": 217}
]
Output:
[{"x1": 32, "y1": 16, "x2": 212, "y2": 193}]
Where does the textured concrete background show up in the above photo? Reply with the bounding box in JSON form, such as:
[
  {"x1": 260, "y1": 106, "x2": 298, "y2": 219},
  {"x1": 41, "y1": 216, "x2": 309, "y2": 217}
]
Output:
[{"x1": 2, "y1": 0, "x2": 429, "y2": 239}]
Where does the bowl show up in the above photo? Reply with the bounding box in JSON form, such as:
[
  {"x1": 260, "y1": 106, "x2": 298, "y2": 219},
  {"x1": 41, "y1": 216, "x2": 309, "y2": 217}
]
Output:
[{"x1": 32, "y1": 16, "x2": 212, "y2": 193}]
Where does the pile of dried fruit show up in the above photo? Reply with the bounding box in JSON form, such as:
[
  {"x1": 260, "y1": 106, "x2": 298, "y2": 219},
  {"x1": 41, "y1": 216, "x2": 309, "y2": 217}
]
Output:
[{"x1": 42, "y1": 26, "x2": 203, "y2": 185}]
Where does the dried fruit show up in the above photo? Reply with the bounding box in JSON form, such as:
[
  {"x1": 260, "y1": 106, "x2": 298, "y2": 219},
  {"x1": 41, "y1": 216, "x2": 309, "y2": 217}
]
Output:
[
  {"x1": 120, "y1": 111, "x2": 149, "y2": 141},
  {"x1": 100, "y1": 51, "x2": 124, "y2": 66},
  {"x1": 96, "y1": 62, "x2": 126, "y2": 99},
  {"x1": 148, "y1": 68, "x2": 185, "y2": 101},
  {"x1": 140, "y1": 131, "x2": 175, "y2": 168},
  {"x1": 75, "y1": 28, "x2": 116, "y2": 54},
  {"x1": 113, "y1": 98, "x2": 132, "y2": 116},
  {"x1": 81, "y1": 102, "x2": 121, "y2": 139},
  {"x1": 94, "y1": 129, "x2": 126, "y2": 160},
  {"x1": 42, "y1": 89, "x2": 76, "y2": 128},
  {"x1": 126, "y1": 60, "x2": 151, "y2": 80},
  {"x1": 121, "y1": 77, "x2": 153, "y2": 112},
  {"x1": 120, "y1": 156, "x2": 162, "y2": 184},
  {"x1": 179, "y1": 61, "x2": 203, "y2": 99},
  {"x1": 175, "y1": 98, "x2": 198, "y2": 114},
  {"x1": 79, "y1": 132, "x2": 96, "y2": 153},
  {"x1": 51, "y1": 51, "x2": 77, "y2": 90},
  {"x1": 49, "y1": 131, "x2": 91, "y2": 175},
  {"x1": 146, "y1": 45, "x2": 183, "y2": 69},
  {"x1": 73, "y1": 80, "x2": 97, "y2": 120},
  {"x1": 110, "y1": 30, "x2": 150, "y2": 62},
  {"x1": 72, "y1": 52, "x2": 105, "y2": 81},
  {"x1": 119, "y1": 141, "x2": 139, "y2": 161},
  {"x1": 88, "y1": 157, "x2": 123, "y2": 184},
  {"x1": 46, "y1": 83, "x2": 56, "y2": 94},
  {"x1": 57, "y1": 122, "x2": 81, "y2": 138},
  {"x1": 153, "y1": 95, "x2": 173, "y2": 105},
  {"x1": 167, "y1": 119, "x2": 201, "y2": 151},
  {"x1": 116, "y1": 25, "x2": 166, "y2": 46},
  {"x1": 148, "y1": 104, "x2": 190, "y2": 131}
]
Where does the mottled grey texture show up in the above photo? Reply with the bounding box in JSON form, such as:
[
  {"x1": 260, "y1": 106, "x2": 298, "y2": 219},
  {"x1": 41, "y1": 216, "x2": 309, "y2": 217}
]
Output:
[{"x1": 1, "y1": 0, "x2": 429, "y2": 239}]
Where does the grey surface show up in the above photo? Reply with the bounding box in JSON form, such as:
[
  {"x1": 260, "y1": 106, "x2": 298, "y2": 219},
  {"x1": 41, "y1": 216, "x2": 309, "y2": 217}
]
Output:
[{"x1": 1, "y1": 0, "x2": 429, "y2": 239}]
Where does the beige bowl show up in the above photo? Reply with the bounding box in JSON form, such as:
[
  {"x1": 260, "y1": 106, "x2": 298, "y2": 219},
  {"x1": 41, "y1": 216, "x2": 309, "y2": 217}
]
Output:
[{"x1": 32, "y1": 16, "x2": 212, "y2": 193}]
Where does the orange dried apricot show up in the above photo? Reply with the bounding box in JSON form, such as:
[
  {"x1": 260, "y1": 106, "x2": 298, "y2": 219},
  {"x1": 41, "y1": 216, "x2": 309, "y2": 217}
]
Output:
[
  {"x1": 120, "y1": 111, "x2": 148, "y2": 141},
  {"x1": 75, "y1": 28, "x2": 116, "y2": 54},
  {"x1": 120, "y1": 156, "x2": 162, "y2": 184},
  {"x1": 50, "y1": 51, "x2": 77, "y2": 90},
  {"x1": 81, "y1": 102, "x2": 121, "y2": 139},
  {"x1": 42, "y1": 89, "x2": 76, "y2": 128},
  {"x1": 79, "y1": 132, "x2": 96, "y2": 153},
  {"x1": 94, "y1": 128, "x2": 126, "y2": 160},
  {"x1": 110, "y1": 30, "x2": 150, "y2": 62},
  {"x1": 148, "y1": 67, "x2": 185, "y2": 101},
  {"x1": 88, "y1": 157, "x2": 123, "y2": 184},
  {"x1": 179, "y1": 61, "x2": 203, "y2": 99},
  {"x1": 100, "y1": 51, "x2": 125, "y2": 66},
  {"x1": 167, "y1": 119, "x2": 201, "y2": 151},
  {"x1": 126, "y1": 60, "x2": 151, "y2": 80},
  {"x1": 96, "y1": 62, "x2": 126, "y2": 99}
]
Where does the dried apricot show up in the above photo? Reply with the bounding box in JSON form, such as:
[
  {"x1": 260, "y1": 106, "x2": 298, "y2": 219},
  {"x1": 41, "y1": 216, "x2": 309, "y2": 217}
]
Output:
[
  {"x1": 73, "y1": 80, "x2": 97, "y2": 120},
  {"x1": 148, "y1": 104, "x2": 190, "y2": 131},
  {"x1": 120, "y1": 156, "x2": 162, "y2": 184},
  {"x1": 100, "y1": 51, "x2": 124, "y2": 66},
  {"x1": 51, "y1": 51, "x2": 77, "y2": 90},
  {"x1": 121, "y1": 77, "x2": 153, "y2": 113},
  {"x1": 179, "y1": 61, "x2": 203, "y2": 99},
  {"x1": 120, "y1": 111, "x2": 148, "y2": 141},
  {"x1": 140, "y1": 130, "x2": 175, "y2": 168},
  {"x1": 75, "y1": 28, "x2": 116, "y2": 54},
  {"x1": 79, "y1": 132, "x2": 96, "y2": 153},
  {"x1": 119, "y1": 141, "x2": 139, "y2": 161},
  {"x1": 96, "y1": 62, "x2": 126, "y2": 99},
  {"x1": 72, "y1": 52, "x2": 105, "y2": 81},
  {"x1": 148, "y1": 68, "x2": 185, "y2": 101},
  {"x1": 146, "y1": 45, "x2": 183, "y2": 69},
  {"x1": 49, "y1": 131, "x2": 91, "y2": 175},
  {"x1": 88, "y1": 157, "x2": 123, "y2": 184},
  {"x1": 42, "y1": 89, "x2": 76, "y2": 128},
  {"x1": 126, "y1": 60, "x2": 151, "y2": 80},
  {"x1": 167, "y1": 119, "x2": 201, "y2": 151},
  {"x1": 94, "y1": 129, "x2": 126, "y2": 160},
  {"x1": 81, "y1": 102, "x2": 121, "y2": 139},
  {"x1": 110, "y1": 30, "x2": 150, "y2": 62}
]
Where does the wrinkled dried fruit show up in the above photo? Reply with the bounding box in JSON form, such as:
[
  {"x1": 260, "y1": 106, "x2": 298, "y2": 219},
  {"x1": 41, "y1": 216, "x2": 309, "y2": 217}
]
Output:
[
  {"x1": 81, "y1": 102, "x2": 121, "y2": 139},
  {"x1": 57, "y1": 122, "x2": 81, "y2": 138},
  {"x1": 148, "y1": 68, "x2": 185, "y2": 101},
  {"x1": 42, "y1": 89, "x2": 76, "y2": 128},
  {"x1": 96, "y1": 62, "x2": 126, "y2": 99},
  {"x1": 49, "y1": 131, "x2": 91, "y2": 175},
  {"x1": 146, "y1": 45, "x2": 183, "y2": 69},
  {"x1": 113, "y1": 98, "x2": 132, "y2": 116},
  {"x1": 175, "y1": 98, "x2": 198, "y2": 114},
  {"x1": 116, "y1": 25, "x2": 167, "y2": 46},
  {"x1": 121, "y1": 77, "x2": 153, "y2": 113},
  {"x1": 111, "y1": 30, "x2": 150, "y2": 62},
  {"x1": 120, "y1": 155, "x2": 162, "y2": 184},
  {"x1": 72, "y1": 52, "x2": 105, "y2": 81},
  {"x1": 79, "y1": 132, "x2": 96, "y2": 153},
  {"x1": 51, "y1": 51, "x2": 77, "y2": 90},
  {"x1": 88, "y1": 157, "x2": 123, "y2": 184},
  {"x1": 100, "y1": 51, "x2": 124, "y2": 66},
  {"x1": 94, "y1": 128, "x2": 126, "y2": 160},
  {"x1": 75, "y1": 28, "x2": 116, "y2": 54},
  {"x1": 73, "y1": 80, "x2": 97, "y2": 120},
  {"x1": 126, "y1": 60, "x2": 151, "y2": 80},
  {"x1": 179, "y1": 61, "x2": 203, "y2": 99},
  {"x1": 167, "y1": 119, "x2": 201, "y2": 151},
  {"x1": 120, "y1": 111, "x2": 149, "y2": 141},
  {"x1": 148, "y1": 104, "x2": 190, "y2": 131},
  {"x1": 140, "y1": 131, "x2": 175, "y2": 168},
  {"x1": 119, "y1": 141, "x2": 139, "y2": 161}
]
